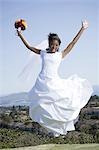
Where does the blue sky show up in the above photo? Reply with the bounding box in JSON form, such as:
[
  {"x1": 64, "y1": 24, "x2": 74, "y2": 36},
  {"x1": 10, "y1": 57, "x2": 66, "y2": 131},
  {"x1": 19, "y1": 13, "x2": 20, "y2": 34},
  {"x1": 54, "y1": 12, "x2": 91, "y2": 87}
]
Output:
[{"x1": 0, "y1": 0, "x2": 99, "y2": 96}]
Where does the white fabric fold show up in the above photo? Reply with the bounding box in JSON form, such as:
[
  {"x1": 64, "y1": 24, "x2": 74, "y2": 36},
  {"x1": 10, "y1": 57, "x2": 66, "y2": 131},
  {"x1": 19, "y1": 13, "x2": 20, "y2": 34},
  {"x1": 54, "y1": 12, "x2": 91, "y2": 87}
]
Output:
[{"x1": 29, "y1": 50, "x2": 93, "y2": 136}]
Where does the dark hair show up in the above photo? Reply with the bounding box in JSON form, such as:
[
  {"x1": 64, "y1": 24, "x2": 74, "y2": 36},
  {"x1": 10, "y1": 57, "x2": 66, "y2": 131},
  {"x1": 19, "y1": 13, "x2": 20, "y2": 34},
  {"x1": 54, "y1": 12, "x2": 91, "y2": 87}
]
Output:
[{"x1": 48, "y1": 33, "x2": 61, "y2": 45}]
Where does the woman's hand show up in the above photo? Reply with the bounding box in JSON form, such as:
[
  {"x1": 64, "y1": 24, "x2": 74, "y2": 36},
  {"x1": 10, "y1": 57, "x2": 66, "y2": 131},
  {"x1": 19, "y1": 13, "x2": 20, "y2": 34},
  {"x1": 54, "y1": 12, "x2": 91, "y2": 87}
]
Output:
[
  {"x1": 62, "y1": 20, "x2": 89, "y2": 58},
  {"x1": 82, "y1": 20, "x2": 89, "y2": 29},
  {"x1": 16, "y1": 29, "x2": 22, "y2": 36}
]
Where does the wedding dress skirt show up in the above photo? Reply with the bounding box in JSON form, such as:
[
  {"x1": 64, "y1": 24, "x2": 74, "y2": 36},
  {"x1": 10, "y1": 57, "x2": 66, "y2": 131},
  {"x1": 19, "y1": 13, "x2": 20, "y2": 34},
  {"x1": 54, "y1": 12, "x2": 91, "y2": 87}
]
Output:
[{"x1": 29, "y1": 50, "x2": 93, "y2": 137}]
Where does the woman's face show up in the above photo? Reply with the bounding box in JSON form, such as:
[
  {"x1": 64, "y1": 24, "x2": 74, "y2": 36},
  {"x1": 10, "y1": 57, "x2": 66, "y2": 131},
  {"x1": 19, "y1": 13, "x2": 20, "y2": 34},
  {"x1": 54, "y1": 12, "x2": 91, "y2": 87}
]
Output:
[{"x1": 49, "y1": 40, "x2": 60, "y2": 53}]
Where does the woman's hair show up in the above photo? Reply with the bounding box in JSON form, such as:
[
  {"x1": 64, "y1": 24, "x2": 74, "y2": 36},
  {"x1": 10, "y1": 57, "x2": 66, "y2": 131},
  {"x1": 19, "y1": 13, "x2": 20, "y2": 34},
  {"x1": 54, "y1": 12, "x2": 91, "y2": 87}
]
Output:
[{"x1": 48, "y1": 33, "x2": 61, "y2": 45}]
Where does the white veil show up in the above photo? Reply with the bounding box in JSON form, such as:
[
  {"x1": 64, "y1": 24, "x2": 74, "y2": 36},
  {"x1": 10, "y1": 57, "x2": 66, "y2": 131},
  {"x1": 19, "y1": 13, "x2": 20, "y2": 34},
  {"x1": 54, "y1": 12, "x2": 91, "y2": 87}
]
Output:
[{"x1": 17, "y1": 40, "x2": 48, "y2": 92}]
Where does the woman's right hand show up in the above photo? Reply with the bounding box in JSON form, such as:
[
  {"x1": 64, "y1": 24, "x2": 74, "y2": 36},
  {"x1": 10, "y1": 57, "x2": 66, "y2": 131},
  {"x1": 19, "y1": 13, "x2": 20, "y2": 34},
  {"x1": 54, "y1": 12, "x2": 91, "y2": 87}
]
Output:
[{"x1": 16, "y1": 29, "x2": 22, "y2": 36}]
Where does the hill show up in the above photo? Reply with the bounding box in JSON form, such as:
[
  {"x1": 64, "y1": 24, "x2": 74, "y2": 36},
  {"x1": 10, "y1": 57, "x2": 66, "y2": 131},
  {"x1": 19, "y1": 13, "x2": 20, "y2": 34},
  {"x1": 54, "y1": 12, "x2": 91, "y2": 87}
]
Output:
[
  {"x1": 0, "y1": 92, "x2": 29, "y2": 106},
  {"x1": 92, "y1": 85, "x2": 99, "y2": 96},
  {"x1": 0, "y1": 85, "x2": 99, "y2": 106}
]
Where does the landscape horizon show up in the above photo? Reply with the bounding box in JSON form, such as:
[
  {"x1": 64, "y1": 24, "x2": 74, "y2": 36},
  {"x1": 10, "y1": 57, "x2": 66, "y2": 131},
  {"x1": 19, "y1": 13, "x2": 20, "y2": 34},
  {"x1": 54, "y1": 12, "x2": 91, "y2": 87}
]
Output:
[{"x1": 0, "y1": 84, "x2": 99, "y2": 106}]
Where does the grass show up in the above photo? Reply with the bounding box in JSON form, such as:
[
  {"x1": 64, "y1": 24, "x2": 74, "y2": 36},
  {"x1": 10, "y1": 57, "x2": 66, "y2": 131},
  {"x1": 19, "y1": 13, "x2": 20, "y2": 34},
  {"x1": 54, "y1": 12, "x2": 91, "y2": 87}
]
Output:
[{"x1": 1, "y1": 144, "x2": 99, "y2": 150}]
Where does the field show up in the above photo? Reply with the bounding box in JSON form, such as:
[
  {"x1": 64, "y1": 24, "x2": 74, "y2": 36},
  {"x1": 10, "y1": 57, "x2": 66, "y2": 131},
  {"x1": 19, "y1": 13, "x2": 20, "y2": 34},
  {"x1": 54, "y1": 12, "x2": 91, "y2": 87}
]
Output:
[{"x1": 2, "y1": 144, "x2": 99, "y2": 150}]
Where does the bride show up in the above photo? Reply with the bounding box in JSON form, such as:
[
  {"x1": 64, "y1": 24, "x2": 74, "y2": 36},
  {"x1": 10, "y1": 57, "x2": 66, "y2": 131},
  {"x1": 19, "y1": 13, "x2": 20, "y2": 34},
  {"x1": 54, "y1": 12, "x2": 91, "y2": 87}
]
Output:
[{"x1": 16, "y1": 20, "x2": 93, "y2": 137}]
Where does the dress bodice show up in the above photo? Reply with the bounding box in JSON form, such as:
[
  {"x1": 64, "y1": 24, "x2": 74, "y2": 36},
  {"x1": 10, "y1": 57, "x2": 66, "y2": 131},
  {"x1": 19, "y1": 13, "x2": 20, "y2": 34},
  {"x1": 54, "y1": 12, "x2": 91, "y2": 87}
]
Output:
[{"x1": 39, "y1": 50, "x2": 62, "y2": 78}]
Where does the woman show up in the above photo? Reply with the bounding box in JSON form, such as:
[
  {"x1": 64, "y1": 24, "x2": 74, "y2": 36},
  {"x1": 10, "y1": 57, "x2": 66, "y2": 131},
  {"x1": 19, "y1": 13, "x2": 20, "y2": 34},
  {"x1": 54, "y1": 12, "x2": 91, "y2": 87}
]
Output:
[{"x1": 17, "y1": 20, "x2": 93, "y2": 137}]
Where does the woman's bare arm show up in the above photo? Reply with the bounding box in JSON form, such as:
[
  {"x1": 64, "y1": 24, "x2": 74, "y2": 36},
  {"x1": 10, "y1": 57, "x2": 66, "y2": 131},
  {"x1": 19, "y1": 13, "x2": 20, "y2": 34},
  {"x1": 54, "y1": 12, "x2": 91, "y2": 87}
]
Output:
[
  {"x1": 62, "y1": 20, "x2": 88, "y2": 58},
  {"x1": 17, "y1": 30, "x2": 41, "y2": 54}
]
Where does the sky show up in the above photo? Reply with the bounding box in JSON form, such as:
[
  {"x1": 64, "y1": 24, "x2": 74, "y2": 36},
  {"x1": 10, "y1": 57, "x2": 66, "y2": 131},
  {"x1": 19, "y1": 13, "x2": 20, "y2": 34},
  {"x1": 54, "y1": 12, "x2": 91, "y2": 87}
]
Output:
[{"x1": 0, "y1": 0, "x2": 99, "y2": 96}]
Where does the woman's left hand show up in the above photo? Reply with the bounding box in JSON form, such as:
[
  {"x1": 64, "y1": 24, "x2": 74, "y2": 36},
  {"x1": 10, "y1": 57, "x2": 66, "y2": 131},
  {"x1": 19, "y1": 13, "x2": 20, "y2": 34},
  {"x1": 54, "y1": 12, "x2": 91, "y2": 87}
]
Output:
[{"x1": 82, "y1": 20, "x2": 89, "y2": 29}]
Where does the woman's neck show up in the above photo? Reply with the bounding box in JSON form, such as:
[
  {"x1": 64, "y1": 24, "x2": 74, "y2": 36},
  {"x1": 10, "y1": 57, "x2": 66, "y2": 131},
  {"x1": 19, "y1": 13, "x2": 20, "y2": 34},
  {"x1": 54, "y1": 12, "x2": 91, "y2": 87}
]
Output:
[{"x1": 46, "y1": 48, "x2": 57, "y2": 53}]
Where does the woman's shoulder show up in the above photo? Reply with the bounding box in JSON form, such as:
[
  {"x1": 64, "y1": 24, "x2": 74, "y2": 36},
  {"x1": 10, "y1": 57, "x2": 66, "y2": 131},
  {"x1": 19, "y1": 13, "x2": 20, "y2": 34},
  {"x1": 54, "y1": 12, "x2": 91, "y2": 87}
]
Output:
[
  {"x1": 40, "y1": 49, "x2": 46, "y2": 56},
  {"x1": 57, "y1": 50, "x2": 63, "y2": 57}
]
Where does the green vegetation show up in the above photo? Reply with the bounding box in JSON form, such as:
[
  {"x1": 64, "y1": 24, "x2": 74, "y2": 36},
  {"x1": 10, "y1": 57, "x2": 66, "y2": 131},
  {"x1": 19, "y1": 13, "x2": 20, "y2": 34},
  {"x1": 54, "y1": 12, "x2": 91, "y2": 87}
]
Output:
[
  {"x1": 0, "y1": 128, "x2": 98, "y2": 149},
  {"x1": 0, "y1": 128, "x2": 49, "y2": 149}
]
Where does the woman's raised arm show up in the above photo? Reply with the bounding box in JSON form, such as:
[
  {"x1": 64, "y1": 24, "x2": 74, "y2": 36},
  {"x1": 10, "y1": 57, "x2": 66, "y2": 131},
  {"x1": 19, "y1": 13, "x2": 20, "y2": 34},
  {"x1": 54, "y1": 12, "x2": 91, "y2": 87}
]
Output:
[
  {"x1": 17, "y1": 30, "x2": 41, "y2": 54},
  {"x1": 62, "y1": 20, "x2": 88, "y2": 58}
]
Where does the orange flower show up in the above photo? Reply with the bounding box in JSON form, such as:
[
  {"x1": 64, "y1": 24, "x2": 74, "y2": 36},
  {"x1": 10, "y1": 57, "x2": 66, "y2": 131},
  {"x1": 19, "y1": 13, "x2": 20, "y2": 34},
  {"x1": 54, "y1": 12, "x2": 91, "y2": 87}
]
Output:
[{"x1": 14, "y1": 19, "x2": 27, "y2": 30}]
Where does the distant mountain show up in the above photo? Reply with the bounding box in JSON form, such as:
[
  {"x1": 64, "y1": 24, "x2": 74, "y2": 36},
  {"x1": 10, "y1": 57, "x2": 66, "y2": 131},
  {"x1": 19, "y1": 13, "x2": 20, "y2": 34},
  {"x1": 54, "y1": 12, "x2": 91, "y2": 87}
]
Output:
[
  {"x1": 0, "y1": 85, "x2": 99, "y2": 106},
  {"x1": 0, "y1": 92, "x2": 30, "y2": 106},
  {"x1": 92, "y1": 85, "x2": 99, "y2": 96}
]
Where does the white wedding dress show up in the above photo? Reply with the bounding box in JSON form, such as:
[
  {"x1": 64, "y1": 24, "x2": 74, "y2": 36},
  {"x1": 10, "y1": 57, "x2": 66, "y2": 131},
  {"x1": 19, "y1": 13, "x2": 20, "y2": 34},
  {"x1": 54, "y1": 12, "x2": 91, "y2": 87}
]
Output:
[{"x1": 29, "y1": 50, "x2": 93, "y2": 137}]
